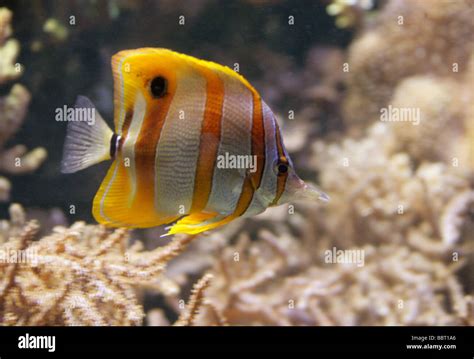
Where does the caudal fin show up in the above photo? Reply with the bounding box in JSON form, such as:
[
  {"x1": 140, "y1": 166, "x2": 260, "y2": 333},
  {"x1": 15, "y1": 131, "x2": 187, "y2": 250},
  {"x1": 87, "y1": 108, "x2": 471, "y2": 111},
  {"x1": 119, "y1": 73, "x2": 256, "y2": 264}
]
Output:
[{"x1": 61, "y1": 96, "x2": 114, "y2": 173}]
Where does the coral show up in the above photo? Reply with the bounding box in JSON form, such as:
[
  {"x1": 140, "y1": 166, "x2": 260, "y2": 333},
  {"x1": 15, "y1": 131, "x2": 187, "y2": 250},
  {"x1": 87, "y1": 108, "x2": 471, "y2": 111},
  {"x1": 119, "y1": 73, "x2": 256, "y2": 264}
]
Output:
[
  {"x1": 0, "y1": 11, "x2": 20, "y2": 83},
  {"x1": 343, "y1": 0, "x2": 474, "y2": 131},
  {"x1": 311, "y1": 123, "x2": 472, "y2": 248},
  {"x1": 175, "y1": 274, "x2": 223, "y2": 326},
  {"x1": 0, "y1": 203, "x2": 201, "y2": 326},
  {"x1": 441, "y1": 191, "x2": 474, "y2": 247},
  {"x1": 201, "y1": 230, "x2": 470, "y2": 325},
  {"x1": 0, "y1": 8, "x2": 47, "y2": 201}
]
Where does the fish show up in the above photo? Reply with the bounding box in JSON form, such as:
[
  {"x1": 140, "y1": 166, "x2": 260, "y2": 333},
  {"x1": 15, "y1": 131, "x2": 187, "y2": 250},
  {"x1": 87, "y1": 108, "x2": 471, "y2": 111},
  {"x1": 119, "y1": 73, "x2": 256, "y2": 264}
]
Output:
[{"x1": 61, "y1": 48, "x2": 328, "y2": 235}]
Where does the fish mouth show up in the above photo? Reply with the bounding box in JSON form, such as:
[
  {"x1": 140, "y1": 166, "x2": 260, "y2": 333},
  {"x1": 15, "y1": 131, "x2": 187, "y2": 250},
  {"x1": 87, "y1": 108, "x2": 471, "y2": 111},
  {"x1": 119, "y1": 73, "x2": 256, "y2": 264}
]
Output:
[
  {"x1": 286, "y1": 173, "x2": 330, "y2": 203},
  {"x1": 297, "y1": 180, "x2": 330, "y2": 202}
]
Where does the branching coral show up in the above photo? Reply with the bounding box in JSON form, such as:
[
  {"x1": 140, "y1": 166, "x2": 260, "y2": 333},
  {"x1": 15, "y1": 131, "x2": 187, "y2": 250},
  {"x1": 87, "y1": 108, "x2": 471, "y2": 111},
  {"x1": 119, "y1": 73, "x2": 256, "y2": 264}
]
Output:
[
  {"x1": 201, "y1": 229, "x2": 471, "y2": 325},
  {"x1": 311, "y1": 122, "x2": 472, "y2": 249},
  {"x1": 0, "y1": 7, "x2": 47, "y2": 202},
  {"x1": 0, "y1": 204, "x2": 201, "y2": 326},
  {"x1": 441, "y1": 191, "x2": 474, "y2": 247},
  {"x1": 173, "y1": 273, "x2": 225, "y2": 326}
]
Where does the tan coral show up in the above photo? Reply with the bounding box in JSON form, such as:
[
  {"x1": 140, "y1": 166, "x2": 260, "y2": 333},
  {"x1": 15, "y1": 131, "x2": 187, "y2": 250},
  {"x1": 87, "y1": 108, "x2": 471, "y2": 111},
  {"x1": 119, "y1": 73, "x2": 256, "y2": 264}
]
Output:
[
  {"x1": 311, "y1": 122, "x2": 471, "y2": 248},
  {"x1": 174, "y1": 273, "x2": 216, "y2": 326},
  {"x1": 0, "y1": 8, "x2": 20, "y2": 83},
  {"x1": 441, "y1": 191, "x2": 474, "y2": 246},
  {"x1": 0, "y1": 204, "x2": 199, "y2": 326},
  {"x1": 202, "y1": 228, "x2": 470, "y2": 326},
  {"x1": 0, "y1": 7, "x2": 46, "y2": 201}
]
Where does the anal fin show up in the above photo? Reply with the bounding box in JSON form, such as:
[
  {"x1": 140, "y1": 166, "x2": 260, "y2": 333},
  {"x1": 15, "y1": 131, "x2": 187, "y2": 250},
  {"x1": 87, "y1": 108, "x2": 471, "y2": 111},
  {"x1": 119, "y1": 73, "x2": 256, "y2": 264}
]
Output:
[{"x1": 163, "y1": 211, "x2": 230, "y2": 236}]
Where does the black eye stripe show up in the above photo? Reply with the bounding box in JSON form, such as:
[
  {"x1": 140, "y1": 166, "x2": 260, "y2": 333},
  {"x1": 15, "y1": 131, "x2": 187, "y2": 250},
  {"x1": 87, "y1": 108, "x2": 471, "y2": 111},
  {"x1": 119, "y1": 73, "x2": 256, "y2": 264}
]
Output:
[
  {"x1": 150, "y1": 76, "x2": 167, "y2": 98},
  {"x1": 278, "y1": 163, "x2": 288, "y2": 174},
  {"x1": 274, "y1": 158, "x2": 289, "y2": 176}
]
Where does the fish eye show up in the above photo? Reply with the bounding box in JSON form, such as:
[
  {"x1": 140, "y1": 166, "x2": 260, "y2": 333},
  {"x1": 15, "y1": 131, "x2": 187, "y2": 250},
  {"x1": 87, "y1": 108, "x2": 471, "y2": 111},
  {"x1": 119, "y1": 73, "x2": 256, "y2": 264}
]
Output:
[
  {"x1": 274, "y1": 158, "x2": 289, "y2": 176},
  {"x1": 150, "y1": 76, "x2": 167, "y2": 98}
]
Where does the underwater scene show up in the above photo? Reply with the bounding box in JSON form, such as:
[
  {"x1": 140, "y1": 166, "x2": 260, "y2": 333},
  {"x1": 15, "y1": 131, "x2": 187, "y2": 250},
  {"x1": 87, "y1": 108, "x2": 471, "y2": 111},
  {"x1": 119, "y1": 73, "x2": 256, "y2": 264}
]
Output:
[{"x1": 0, "y1": 0, "x2": 473, "y2": 329}]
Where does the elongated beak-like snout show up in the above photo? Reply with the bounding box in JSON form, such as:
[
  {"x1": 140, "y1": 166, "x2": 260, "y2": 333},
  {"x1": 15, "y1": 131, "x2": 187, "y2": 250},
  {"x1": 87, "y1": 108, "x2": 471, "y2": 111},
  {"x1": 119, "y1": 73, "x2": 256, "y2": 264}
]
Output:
[{"x1": 278, "y1": 172, "x2": 329, "y2": 204}]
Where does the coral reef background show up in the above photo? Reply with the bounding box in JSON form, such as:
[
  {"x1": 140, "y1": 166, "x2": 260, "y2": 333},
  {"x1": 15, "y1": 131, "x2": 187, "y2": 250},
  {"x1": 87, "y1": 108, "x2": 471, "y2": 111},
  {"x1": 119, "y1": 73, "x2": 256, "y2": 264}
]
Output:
[
  {"x1": 0, "y1": 0, "x2": 472, "y2": 326},
  {"x1": 0, "y1": 7, "x2": 46, "y2": 203}
]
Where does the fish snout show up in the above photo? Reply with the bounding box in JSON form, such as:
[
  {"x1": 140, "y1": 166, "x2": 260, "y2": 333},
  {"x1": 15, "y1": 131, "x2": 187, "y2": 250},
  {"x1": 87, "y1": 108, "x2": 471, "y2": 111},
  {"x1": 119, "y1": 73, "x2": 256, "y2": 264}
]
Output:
[{"x1": 283, "y1": 172, "x2": 329, "y2": 204}]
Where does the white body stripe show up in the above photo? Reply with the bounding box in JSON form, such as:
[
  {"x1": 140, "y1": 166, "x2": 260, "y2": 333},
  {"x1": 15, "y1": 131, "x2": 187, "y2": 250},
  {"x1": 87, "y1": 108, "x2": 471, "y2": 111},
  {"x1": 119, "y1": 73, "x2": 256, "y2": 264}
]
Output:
[
  {"x1": 242, "y1": 100, "x2": 278, "y2": 217},
  {"x1": 99, "y1": 161, "x2": 119, "y2": 224},
  {"x1": 99, "y1": 92, "x2": 146, "y2": 225},
  {"x1": 98, "y1": 54, "x2": 129, "y2": 225},
  {"x1": 116, "y1": 56, "x2": 128, "y2": 134},
  {"x1": 154, "y1": 70, "x2": 207, "y2": 215},
  {"x1": 121, "y1": 92, "x2": 146, "y2": 205},
  {"x1": 205, "y1": 74, "x2": 253, "y2": 215}
]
